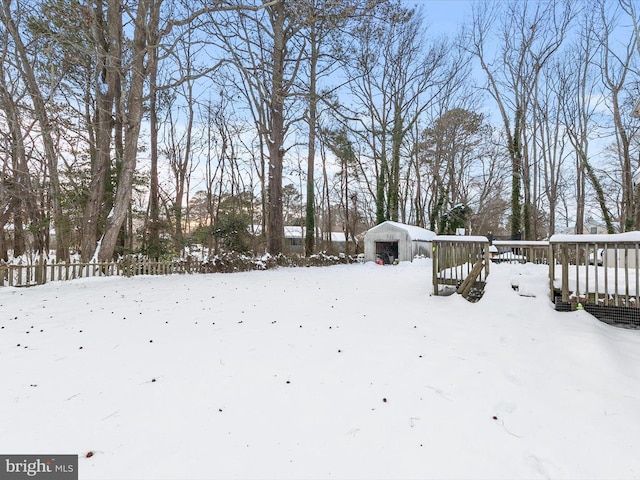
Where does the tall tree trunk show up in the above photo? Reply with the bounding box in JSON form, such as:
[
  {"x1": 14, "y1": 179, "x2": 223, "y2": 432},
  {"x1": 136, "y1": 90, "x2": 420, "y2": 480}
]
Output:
[
  {"x1": 388, "y1": 108, "x2": 402, "y2": 222},
  {"x1": 81, "y1": 0, "x2": 121, "y2": 260},
  {"x1": 510, "y1": 107, "x2": 523, "y2": 239},
  {"x1": 98, "y1": 0, "x2": 156, "y2": 261},
  {"x1": 305, "y1": 21, "x2": 318, "y2": 257},
  {"x1": 376, "y1": 155, "x2": 387, "y2": 224},
  {"x1": 266, "y1": 1, "x2": 286, "y2": 255},
  {"x1": 321, "y1": 145, "x2": 332, "y2": 246},
  {"x1": 148, "y1": 41, "x2": 160, "y2": 259}
]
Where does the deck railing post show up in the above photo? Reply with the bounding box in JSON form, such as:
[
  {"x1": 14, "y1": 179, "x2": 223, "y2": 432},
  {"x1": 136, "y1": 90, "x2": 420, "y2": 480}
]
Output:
[
  {"x1": 549, "y1": 243, "x2": 555, "y2": 302},
  {"x1": 484, "y1": 241, "x2": 490, "y2": 277},
  {"x1": 432, "y1": 243, "x2": 438, "y2": 295},
  {"x1": 636, "y1": 243, "x2": 639, "y2": 307},
  {"x1": 561, "y1": 244, "x2": 569, "y2": 303}
]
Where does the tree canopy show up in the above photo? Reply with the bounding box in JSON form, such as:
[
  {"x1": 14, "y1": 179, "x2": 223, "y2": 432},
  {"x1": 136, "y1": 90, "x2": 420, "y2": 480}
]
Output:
[{"x1": 1, "y1": 0, "x2": 639, "y2": 261}]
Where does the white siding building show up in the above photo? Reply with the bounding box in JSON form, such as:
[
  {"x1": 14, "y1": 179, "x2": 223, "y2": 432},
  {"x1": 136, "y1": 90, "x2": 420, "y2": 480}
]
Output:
[{"x1": 363, "y1": 221, "x2": 436, "y2": 263}]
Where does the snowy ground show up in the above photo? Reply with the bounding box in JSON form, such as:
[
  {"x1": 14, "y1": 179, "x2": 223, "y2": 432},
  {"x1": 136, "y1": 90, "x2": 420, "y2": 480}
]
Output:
[{"x1": 1, "y1": 259, "x2": 640, "y2": 479}]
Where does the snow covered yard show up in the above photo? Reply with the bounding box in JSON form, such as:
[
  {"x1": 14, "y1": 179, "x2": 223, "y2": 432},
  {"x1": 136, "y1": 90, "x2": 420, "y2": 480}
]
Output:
[{"x1": 1, "y1": 259, "x2": 640, "y2": 479}]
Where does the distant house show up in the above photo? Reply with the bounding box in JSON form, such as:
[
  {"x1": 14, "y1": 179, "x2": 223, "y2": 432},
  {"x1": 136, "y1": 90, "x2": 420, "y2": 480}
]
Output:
[
  {"x1": 284, "y1": 226, "x2": 305, "y2": 252},
  {"x1": 284, "y1": 226, "x2": 351, "y2": 253},
  {"x1": 562, "y1": 224, "x2": 608, "y2": 235},
  {"x1": 363, "y1": 221, "x2": 436, "y2": 264},
  {"x1": 316, "y1": 231, "x2": 349, "y2": 253}
]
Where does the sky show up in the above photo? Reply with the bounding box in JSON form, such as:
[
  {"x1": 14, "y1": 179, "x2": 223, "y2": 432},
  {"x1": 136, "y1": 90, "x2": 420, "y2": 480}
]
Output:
[
  {"x1": 1, "y1": 258, "x2": 640, "y2": 479},
  {"x1": 409, "y1": 0, "x2": 473, "y2": 36}
]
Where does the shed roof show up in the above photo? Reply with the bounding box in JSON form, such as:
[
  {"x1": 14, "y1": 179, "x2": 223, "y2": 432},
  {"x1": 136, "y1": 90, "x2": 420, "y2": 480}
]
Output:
[{"x1": 366, "y1": 221, "x2": 436, "y2": 242}]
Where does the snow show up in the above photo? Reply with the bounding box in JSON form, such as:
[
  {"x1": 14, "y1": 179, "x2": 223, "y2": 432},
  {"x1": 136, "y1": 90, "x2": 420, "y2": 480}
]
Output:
[
  {"x1": 550, "y1": 232, "x2": 640, "y2": 243},
  {"x1": 556, "y1": 263, "x2": 640, "y2": 297},
  {"x1": 284, "y1": 226, "x2": 305, "y2": 238},
  {"x1": 493, "y1": 252, "x2": 527, "y2": 263},
  {"x1": 2, "y1": 259, "x2": 640, "y2": 479},
  {"x1": 434, "y1": 235, "x2": 488, "y2": 242},
  {"x1": 493, "y1": 240, "x2": 550, "y2": 247}
]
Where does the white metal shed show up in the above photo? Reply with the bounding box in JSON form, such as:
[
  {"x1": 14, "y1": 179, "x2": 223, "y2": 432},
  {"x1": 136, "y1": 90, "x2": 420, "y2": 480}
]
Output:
[{"x1": 363, "y1": 221, "x2": 436, "y2": 263}]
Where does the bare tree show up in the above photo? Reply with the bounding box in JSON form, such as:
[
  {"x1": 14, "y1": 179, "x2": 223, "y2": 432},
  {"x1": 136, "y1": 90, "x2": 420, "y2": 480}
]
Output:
[
  {"x1": 297, "y1": 0, "x2": 383, "y2": 255},
  {"x1": 344, "y1": 3, "x2": 454, "y2": 225},
  {"x1": 0, "y1": 43, "x2": 33, "y2": 257},
  {"x1": 320, "y1": 127, "x2": 359, "y2": 253},
  {"x1": 558, "y1": 9, "x2": 615, "y2": 234},
  {"x1": 535, "y1": 62, "x2": 571, "y2": 236},
  {"x1": 161, "y1": 95, "x2": 197, "y2": 253},
  {"x1": 91, "y1": 0, "x2": 154, "y2": 260},
  {"x1": 468, "y1": 141, "x2": 511, "y2": 236},
  {"x1": 597, "y1": 0, "x2": 639, "y2": 231},
  {"x1": 211, "y1": 1, "x2": 307, "y2": 255},
  {"x1": 618, "y1": 0, "x2": 640, "y2": 227},
  {"x1": 620, "y1": 0, "x2": 640, "y2": 58},
  {"x1": 0, "y1": 22, "x2": 28, "y2": 256},
  {"x1": 422, "y1": 108, "x2": 484, "y2": 231},
  {"x1": 466, "y1": 0, "x2": 573, "y2": 239},
  {"x1": 1, "y1": 0, "x2": 71, "y2": 260},
  {"x1": 71, "y1": 0, "x2": 121, "y2": 260},
  {"x1": 92, "y1": 0, "x2": 242, "y2": 260}
]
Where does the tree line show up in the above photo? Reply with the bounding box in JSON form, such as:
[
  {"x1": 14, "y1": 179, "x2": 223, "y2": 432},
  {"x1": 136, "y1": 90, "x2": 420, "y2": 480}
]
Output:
[{"x1": 1, "y1": 0, "x2": 639, "y2": 261}]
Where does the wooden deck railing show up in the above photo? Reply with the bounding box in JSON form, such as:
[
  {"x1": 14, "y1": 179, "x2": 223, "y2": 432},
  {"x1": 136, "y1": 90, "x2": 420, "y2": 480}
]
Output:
[
  {"x1": 492, "y1": 240, "x2": 550, "y2": 264},
  {"x1": 432, "y1": 236, "x2": 490, "y2": 300},
  {"x1": 549, "y1": 234, "x2": 640, "y2": 308}
]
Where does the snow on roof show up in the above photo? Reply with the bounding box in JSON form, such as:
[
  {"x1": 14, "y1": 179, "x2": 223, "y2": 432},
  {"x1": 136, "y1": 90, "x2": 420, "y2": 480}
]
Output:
[
  {"x1": 284, "y1": 226, "x2": 304, "y2": 238},
  {"x1": 549, "y1": 232, "x2": 640, "y2": 243},
  {"x1": 329, "y1": 232, "x2": 347, "y2": 243},
  {"x1": 367, "y1": 221, "x2": 436, "y2": 241},
  {"x1": 283, "y1": 226, "x2": 347, "y2": 242},
  {"x1": 433, "y1": 235, "x2": 489, "y2": 242},
  {"x1": 493, "y1": 240, "x2": 549, "y2": 246}
]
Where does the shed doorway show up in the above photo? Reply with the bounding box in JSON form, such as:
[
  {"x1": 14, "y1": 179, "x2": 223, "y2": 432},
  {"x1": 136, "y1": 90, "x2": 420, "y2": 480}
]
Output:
[{"x1": 375, "y1": 241, "x2": 399, "y2": 264}]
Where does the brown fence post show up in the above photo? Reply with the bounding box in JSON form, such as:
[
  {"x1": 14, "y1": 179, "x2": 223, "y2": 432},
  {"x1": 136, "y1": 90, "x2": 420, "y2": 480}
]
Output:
[{"x1": 35, "y1": 259, "x2": 45, "y2": 285}]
